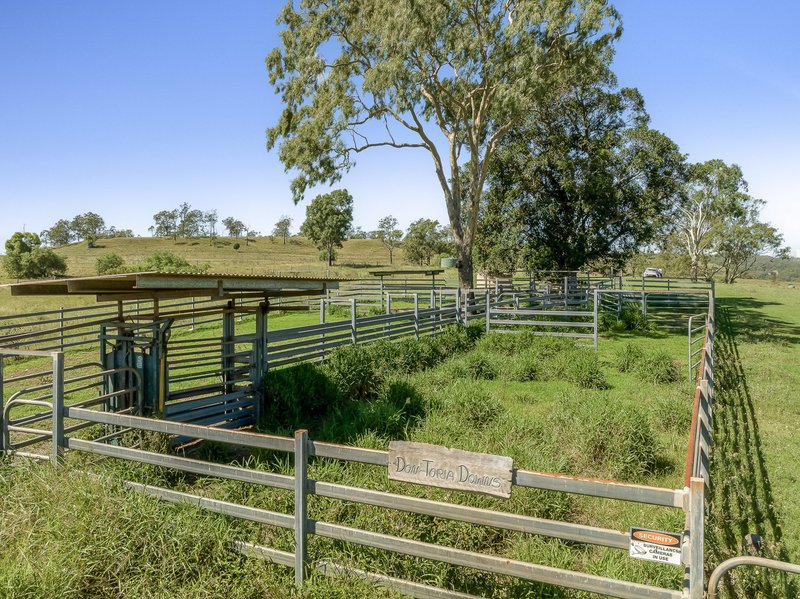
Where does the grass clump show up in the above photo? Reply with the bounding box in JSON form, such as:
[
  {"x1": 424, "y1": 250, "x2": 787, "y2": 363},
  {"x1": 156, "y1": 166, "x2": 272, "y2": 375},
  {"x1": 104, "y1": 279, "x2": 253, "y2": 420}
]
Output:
[
  {"x1": 323, "y1": 343, "x2": 378, "y2": 400},
  {"x1": 600, "y1": 308, "x2": 654, "y2": 333},
  {"x1": 613, "y1": 343, "x2": 680, "y2": 384},
  {"x1": 545, "y1": 393, "x2": 660, "y2": 480}
]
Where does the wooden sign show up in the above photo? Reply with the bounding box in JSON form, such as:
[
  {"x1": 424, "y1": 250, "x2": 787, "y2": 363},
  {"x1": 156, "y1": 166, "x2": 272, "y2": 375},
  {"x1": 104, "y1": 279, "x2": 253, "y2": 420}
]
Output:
[{"x1": 388, "y1": 441, "x2": 513, "y2": 499}]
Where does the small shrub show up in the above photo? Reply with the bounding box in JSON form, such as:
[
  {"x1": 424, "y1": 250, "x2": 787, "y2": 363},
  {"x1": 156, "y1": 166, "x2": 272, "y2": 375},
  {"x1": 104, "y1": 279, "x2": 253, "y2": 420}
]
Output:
[
  {"x1": 653, "y1": 394, "x2": 692, "y2": 432},
  {"x1": 263, "y1": 363, "x2": 339, "y2": 429},
  {"x1": 232, "y1": 242, "x2": 240, "y2": 250},
  {"x1": 581, "y1": 405, "x2": 660, "y2": 479},
  {"x1": 141, "y1": 251, "x2": 207, "y2": 273},
  {"x1": 95, "y1": 253, "x2": 125, "y2": 275},
  {"x1": 432, "y1": 325, "x2": 474, "y2": 357},
  {"x1": 565, "y1": 349, "x2": 607, "y2": 389},
  {"x1": 476, "y1": 332, "x2": 523, "y2": 356},
  {"x1": 619, "y1": 308, "x2": 653, "y2": 332}
]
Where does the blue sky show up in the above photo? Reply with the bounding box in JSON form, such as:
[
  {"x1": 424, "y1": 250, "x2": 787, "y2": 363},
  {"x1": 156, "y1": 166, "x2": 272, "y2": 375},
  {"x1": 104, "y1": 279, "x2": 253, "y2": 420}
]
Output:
[{"x1": 1, "y1": 1, "x2": 797, "y2": 255}]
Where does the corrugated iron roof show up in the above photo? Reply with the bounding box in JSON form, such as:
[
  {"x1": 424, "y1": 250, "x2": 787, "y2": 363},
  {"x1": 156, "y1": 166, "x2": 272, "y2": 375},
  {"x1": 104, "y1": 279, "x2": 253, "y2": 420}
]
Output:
[{"x1": 3, "y1": 271, "x2": 346, "y2": 302}]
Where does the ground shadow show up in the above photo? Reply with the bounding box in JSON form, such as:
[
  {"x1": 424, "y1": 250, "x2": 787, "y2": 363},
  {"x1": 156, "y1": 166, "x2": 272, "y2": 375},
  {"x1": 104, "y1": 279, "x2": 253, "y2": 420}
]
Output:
[
  {"x1": 705, "y1": 306, "x2": 796, "y2": 597},
  {"x1": 716, "y1": 296, "x2": 800, "y2": 346}
]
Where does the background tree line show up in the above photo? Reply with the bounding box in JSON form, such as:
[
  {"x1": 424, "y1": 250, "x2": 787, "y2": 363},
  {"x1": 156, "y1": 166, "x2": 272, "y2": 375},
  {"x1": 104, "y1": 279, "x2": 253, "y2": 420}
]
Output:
[{"x1": 41, "y1": 212, "x2": 134, "y2": 248}]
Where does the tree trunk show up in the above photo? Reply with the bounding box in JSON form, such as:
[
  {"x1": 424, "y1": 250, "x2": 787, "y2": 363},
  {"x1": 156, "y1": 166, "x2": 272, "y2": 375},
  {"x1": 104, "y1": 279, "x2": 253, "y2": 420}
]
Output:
[
  {"x1": 690, "y1": 257, "x2": 698, "y2": 282},
  {"x1": 457, "y1": 244, "x2": 474, "y2": 292}
]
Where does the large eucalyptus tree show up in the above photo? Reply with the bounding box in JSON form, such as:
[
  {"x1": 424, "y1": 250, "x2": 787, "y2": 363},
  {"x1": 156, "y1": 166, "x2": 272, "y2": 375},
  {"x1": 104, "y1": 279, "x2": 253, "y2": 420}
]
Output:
[{"x1": 266, "y1": 0, "x2": 620, "y2": 289}]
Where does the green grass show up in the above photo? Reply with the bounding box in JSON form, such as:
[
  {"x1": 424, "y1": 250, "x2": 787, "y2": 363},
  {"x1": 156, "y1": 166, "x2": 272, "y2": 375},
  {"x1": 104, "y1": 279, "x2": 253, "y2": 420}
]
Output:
[
  {"x1": 0, "y1": 235, "x2": 459, "y2": 317},
  {"x1": 2, "y1": 279, "x2": 800, "y2": 597}
]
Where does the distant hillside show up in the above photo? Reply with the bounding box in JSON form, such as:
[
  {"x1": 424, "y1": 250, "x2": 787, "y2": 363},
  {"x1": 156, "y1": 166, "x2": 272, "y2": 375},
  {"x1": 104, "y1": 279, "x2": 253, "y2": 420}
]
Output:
[
  {"x1": 742, "y1": 255, "x2": 800, "y2": 282},
  {"x1": 46, "y1": 236, "x2": 424, "y2": 278}
]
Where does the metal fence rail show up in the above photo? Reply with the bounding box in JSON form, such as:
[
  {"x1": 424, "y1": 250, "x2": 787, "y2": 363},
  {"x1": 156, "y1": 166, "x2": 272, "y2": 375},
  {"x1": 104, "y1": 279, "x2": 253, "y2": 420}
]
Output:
[
  {"x1": 58, "y1": 407, "x2": 691, "y2": 599},
  {"x1": 486, "y1": 290, "x2": 599, "y2": 348}
]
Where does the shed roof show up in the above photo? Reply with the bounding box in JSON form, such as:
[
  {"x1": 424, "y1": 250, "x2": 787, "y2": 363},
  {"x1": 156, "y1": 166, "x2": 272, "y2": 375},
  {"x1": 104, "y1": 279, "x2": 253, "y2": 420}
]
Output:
[
  {"x1": 368, "y1": 269, "x2": 444, "y2": 277},
  {"x1": 4, "y1": 272, "x2": 344, "y2": 302}
]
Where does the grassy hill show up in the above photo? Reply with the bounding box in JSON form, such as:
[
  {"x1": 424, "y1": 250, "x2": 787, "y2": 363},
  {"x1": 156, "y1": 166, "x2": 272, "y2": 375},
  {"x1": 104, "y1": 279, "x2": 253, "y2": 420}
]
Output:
[
  {"x1": 51, "y1": 235, "x2": 418, "y2": 278},
  {"x1": 0, "y1": 236, "x2": 458, "y2": 316}
]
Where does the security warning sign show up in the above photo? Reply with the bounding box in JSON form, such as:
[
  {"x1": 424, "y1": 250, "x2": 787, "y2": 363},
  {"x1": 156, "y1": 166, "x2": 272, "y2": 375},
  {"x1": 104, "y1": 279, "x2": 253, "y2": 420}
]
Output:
[{"x1": 628, "y1": 528, "x2": 683, "y2": 566}]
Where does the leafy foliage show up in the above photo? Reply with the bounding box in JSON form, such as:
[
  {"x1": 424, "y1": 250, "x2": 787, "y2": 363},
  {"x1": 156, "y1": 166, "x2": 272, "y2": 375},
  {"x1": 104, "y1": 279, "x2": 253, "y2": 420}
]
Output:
[
  {"x1": 477, "y1": 78, "x2": 686, "y2": 272},
  {"x1": 70, "y1": 212, "x2": 106, "y2": 248},
  {"x1": 300, "y1": 189, "x2": 353, "y2": 265},
  {"x1": 403, "y1": 219, "x2": 449, "y2": 266},
  {"x1": 376, "y1": 216, "x2": 403, "y2": 264},
  {"x1": 96, "y1": 253, "x2": 126, "y2": 275},
  {"x1": 272, "y1": 216, "x2": 292, "y2": 244},
  {"x1": 669, "y1": 159, "x2": 787, "y2": 282},
  {"x1": 267, "y1": 0, "x2": 621, "y2": 287},
  {"x1": 141, "y1": 251, "x2": 208, "y2": 273},
  {"x1": 3, "y1": 232, "x2": 67, "y2": 279}
]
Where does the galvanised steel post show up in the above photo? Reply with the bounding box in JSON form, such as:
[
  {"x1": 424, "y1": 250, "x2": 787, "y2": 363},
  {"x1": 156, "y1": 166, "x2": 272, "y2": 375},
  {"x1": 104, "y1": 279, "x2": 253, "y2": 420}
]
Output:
[
  {"x1": 59, "y1": 307, "x2": 65, "y2": 351},
  {"x1": 593, "y1": 289, "x2": 599, "y2": 351},
  {"x1": 253, "y1": 302, "x2": 268, "y2": 423},
  {"x1": 351, "y1": 298, "x2": 357, "y2": 344},
  {"x1": 294, "y1": 429, "x2": 309, "y2": 587},
  {"x1": 0, "y1": 356, "x2": 5, "y2": 453},
  {"x1": 485, "y1": 291, "x2": 491, "y2": 334},
  {"x1": 319, "y1": 299, "x2": 326, "y2": 360},
  {"x1": 51, "y1": 352, "x2": 65, "y2": 465},
  {"x1": 223, "y1": 301, "x2": 235, "y2": 395},
  {"x1": 688, "y1": 476, "x2": 705, "y2": 598},
  {"x1": 413, "y1": 294, "x2": 420, "y2": 340},
  {"x1": 455, "y1": 290, "x2": 461, "y2": 326}
]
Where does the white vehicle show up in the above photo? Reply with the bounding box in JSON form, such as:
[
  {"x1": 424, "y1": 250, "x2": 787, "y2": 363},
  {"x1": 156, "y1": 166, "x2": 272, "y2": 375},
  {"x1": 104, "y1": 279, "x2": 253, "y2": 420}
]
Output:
[{"x1": 642, "y1": 267, "x2": 664, "y2": 278}]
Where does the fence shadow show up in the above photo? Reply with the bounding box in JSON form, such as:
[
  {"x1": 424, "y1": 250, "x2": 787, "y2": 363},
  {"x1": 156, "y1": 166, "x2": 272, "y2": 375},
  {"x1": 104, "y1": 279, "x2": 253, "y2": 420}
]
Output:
[
  {"x1": 717, "y1": 296, "x2": 800, "y2": 346},
  {"x1": 706, "y1": 306, "x2": 796, "y2": 597}
]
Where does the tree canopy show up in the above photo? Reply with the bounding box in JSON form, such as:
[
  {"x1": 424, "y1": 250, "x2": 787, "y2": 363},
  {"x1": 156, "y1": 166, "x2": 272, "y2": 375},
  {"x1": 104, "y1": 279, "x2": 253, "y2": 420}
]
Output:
[
  {"x1": 272, "y1": 216, "x2": 293, "y2": 244},
  {"x1": 669, "y1": 160, "x2": 789, "y2": 282},
  {"x1": 300, "y1": 190, "x2": 354, "y2": 265},
  {"x1": 267, "y1": 0, "x2": 620, "y2": 288},
  {"x1": 674, "y1": 160, "x2": 754, "y2": 281},
  {"x1": 3, "y1": 232, "x2": 67, "y2": 280},
  {"x1": 377, "y1": 216, "x2": 403, "y2": 264},
  {"x1": 476, "y1": 78, "x2": 686, "y2": 273},
  {"x1": 403, "y1": 219, "x2": 449, "y2": 266}
]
